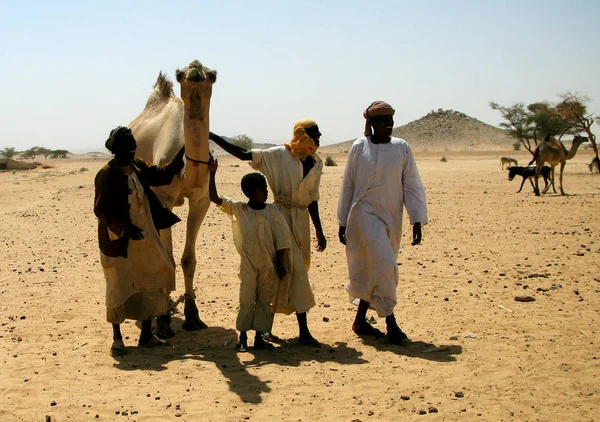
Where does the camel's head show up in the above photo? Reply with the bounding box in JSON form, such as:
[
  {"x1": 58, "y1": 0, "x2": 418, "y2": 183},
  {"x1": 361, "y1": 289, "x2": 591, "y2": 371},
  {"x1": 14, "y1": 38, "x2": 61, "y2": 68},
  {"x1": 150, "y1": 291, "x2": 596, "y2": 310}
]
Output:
[
  {"x1": 176, "y1": 60, "x2": 217, "y2": 110},
  {"x1": 573, "y1": 134, "x2": 589, "y2": 146}
]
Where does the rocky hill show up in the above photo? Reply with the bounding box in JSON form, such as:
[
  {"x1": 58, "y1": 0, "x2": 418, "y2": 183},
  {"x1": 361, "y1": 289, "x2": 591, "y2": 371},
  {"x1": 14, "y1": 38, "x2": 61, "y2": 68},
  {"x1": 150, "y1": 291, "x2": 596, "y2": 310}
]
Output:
[{"x1": 322, "y1": 109, "x2": 515, "y2": 153}]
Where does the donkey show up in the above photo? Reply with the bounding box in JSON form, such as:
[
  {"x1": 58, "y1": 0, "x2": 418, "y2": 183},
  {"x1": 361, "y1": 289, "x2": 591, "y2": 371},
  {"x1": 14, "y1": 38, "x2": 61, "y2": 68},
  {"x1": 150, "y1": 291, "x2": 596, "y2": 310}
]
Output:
[
  {"x1": 500, "y1": 156, "x2": 518, "y2": 169},
  {"x1": 508, "y1": 165, "x2": 556, "y2": 193},
  {"x1": 589, "y1": 156, "x2": 600, "y2": 173}
]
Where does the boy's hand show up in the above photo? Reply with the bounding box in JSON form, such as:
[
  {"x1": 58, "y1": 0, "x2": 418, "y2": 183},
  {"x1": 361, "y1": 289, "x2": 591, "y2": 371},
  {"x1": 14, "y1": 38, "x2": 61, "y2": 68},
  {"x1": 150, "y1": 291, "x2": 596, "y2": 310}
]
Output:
[{"x1": 208, "y1": 157, "x2": 219, "y2": 173}]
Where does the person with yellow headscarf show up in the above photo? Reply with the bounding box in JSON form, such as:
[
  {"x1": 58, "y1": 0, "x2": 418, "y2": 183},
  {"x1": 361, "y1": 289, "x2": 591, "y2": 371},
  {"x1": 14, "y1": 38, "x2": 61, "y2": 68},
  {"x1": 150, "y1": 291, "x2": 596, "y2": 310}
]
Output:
[
  {"x1": 337, "y1": 101, "x2": 428, "y2": 345},
  {"x1": 209, "y1": 120, "x2": 325, "y2": 347}
]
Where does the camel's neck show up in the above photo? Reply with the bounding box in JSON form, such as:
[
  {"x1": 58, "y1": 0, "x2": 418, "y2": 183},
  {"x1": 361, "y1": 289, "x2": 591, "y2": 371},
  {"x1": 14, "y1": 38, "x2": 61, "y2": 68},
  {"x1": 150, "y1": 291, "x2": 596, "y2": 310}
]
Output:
[
  {"x1": 183, "y1": 97, "x2": 210, "y2": 189},
  {"x1": 566, "y1": 141, "x2": 582, "y2": 160}
]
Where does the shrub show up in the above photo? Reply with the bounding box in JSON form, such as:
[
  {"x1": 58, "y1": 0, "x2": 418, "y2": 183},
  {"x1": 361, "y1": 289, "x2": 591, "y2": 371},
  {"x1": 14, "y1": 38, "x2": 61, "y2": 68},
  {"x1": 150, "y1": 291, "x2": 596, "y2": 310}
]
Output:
[
  {"x1": 80, "y1": 167, "x2": 88, "y2": 172},
  {"x1": 512, "y1": 141, "x2": 522, "y2": 151},
  {"x1": 440, "y1": 156, "x2": 448, "y2": 162},
  {"x1": 325, "y1": 156, "x2": 337, "y2": 166}
]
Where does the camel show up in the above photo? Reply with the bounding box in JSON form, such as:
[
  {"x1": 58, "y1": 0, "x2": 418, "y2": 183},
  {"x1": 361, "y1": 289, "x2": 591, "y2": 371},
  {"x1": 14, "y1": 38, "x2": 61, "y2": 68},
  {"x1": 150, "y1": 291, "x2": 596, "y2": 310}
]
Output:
[
  {"x1": 529, "y1": 134, "x2": 587, "y2": 196},
  {"x1": 128, "y1": 60, "x2": 217, "y2": 335}
]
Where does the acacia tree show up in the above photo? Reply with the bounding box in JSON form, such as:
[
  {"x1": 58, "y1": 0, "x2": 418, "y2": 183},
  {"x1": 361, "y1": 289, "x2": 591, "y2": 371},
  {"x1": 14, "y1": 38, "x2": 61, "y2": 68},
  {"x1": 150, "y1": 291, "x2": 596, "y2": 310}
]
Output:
[
  {"x1": 230, "y1": 134, "x2": 254, "y2": 150},
  {"x1": 21, "y1": 147, "x2": 40, "y2": 159},
  {"x1": 490, "y1": 101, "x2": 576, "y2": 155},
  {"x1": 0, "y1": 147, "x2": 17, "y2": 159},
  {"x1": 556, "y1": 92, "x2": 598, "y2": 158}
]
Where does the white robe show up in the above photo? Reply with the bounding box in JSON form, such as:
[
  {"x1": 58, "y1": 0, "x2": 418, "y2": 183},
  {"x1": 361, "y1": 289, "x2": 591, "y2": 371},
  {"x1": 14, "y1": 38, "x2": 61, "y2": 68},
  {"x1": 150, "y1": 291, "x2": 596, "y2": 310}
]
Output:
[
  {"x1": 251, "y1": 146, "x2": 322, "y2": 314},
  {"x1": 337, "y1": 137, "x2": 428, "y2": 317},
  {"x1": 218, "y1": 197, "x2": 292, "y2": 331}
]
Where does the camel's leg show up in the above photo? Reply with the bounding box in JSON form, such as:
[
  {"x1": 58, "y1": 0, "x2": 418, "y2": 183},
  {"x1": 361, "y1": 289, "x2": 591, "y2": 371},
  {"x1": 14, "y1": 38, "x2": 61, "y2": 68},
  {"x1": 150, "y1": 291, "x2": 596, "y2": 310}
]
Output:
[
  {"x1": 181, "y1": 193, "x2": 211, "y2": 331},
  {"x1": 534, "y1": 162, "x2": 542, "y2": 196},
  {"x1": 559, "y1": 162, "x2": 566, "y2": 195},
  {"x1": 541, "y1": 165, "x2": 553, "y2": 195}
]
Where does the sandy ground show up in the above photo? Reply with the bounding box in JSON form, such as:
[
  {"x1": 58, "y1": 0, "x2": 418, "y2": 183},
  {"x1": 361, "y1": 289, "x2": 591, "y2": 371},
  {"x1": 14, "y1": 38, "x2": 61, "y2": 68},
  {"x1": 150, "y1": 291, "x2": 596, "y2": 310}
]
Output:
[{"x1": 1, "y1": 149, "x2": 599, "y2": 421}]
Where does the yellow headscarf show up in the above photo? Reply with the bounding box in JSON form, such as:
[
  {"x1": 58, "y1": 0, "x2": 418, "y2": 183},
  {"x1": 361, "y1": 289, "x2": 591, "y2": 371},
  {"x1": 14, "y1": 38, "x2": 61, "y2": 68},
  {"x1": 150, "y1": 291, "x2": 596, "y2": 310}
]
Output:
[{"x1": 285, "y1": 118, "x2": 319, "y2": 158}]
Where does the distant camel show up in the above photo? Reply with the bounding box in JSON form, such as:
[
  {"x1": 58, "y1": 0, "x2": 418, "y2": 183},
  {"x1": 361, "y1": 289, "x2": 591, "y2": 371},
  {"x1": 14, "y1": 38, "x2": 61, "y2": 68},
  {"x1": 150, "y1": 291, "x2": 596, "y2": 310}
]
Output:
[
  {"x1": 529, "y1": 134, "x2": 587, "y2": 196},
  {"x1": 500, "y1": 156, "x2": 518, "y2": 169},
  {"x1": 589, "y1": 156, "x2": 600, "y2": 173}
]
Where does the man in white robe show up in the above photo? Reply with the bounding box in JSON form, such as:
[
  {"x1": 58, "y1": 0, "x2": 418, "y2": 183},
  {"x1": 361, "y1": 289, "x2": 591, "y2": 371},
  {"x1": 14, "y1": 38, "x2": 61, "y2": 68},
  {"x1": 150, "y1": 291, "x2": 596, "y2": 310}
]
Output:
[{"x1": 337, "y1": 101, "x2": 428, "y2": 344}]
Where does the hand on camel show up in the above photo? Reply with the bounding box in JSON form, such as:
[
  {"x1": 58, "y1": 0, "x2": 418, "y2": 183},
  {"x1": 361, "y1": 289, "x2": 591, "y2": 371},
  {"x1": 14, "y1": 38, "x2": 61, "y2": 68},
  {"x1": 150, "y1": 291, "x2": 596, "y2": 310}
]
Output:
[{"x1": 208, "y1": 158, "x2": 219, "y2": 173}]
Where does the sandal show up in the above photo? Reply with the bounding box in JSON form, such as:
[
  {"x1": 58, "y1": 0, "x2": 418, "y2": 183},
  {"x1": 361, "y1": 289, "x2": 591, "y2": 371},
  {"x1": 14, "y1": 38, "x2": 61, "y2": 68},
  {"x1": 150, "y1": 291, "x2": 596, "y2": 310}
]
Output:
[{"x1": 236, "y1": 342, "x2": 249, "y2": 353}]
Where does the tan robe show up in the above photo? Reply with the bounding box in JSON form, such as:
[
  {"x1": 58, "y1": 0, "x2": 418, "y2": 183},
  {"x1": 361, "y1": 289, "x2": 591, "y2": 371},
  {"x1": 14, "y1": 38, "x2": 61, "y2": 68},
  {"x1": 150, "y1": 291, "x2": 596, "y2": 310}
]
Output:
[
  {"x1": 219, "y1": 197, "x2": 292, "y2": 331},
  {"x1": 101, "y1": 172, "x2": 174, "y2": 324},
  {"x1": 251, "y1": 146, "x2": 322, "y2": 314}
]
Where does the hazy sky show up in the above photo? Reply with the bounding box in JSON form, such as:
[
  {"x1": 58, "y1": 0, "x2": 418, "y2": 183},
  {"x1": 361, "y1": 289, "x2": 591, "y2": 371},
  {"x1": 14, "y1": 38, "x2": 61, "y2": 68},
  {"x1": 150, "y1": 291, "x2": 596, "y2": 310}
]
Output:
[{"x1": 1, "y1": 0, "x2": 599, "y2": 152}]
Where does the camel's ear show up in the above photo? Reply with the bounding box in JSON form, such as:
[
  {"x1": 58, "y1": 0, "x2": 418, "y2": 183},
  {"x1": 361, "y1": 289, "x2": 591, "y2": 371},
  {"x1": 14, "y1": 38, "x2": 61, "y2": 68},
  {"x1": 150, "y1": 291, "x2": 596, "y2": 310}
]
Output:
[
  {"x1": 175, "y1": 68, "x2": 185, "y2": 83},
  {"x1": 207, "y1": 69, "x2": 217, "y2": 83}
]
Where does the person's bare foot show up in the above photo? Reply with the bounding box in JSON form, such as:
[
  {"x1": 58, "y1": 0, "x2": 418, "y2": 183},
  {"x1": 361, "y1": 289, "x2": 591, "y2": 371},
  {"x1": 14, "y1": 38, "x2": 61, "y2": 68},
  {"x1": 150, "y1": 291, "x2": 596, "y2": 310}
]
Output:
[
  {"x1": 299, "y1": 334, "x2": 321, "y2": 347},
  {"x1": 352, "y1": 320, "x2": 384, "y2": 338},
  {"x1": 387, "y1": 327, "x2": 409, "y2": 345},
  {"x1": 111, "y1": 339, "x2": 127, "y2": 356}
]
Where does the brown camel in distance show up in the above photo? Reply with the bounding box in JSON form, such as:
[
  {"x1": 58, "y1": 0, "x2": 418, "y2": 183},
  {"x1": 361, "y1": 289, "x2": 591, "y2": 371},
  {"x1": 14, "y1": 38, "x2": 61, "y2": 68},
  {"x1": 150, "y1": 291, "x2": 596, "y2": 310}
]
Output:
[
  {"x1": 128, "y1": 60, "x2": 217, "y2": 336},
  {"x1": 530, "y1": 134, "x2": 587, "y2": 196}
]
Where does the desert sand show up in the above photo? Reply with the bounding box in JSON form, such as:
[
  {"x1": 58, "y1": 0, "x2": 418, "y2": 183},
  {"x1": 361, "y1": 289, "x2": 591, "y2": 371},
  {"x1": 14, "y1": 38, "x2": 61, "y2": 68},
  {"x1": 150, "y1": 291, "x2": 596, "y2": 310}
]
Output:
[{"x1": 1, "y1": 149, "x2": 599, "y2": 421}]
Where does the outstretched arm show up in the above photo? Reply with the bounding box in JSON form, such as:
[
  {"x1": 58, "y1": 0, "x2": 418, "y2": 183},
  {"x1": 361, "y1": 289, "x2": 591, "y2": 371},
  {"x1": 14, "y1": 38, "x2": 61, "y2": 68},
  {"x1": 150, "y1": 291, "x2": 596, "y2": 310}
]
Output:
[
  {"x1": 209, "y1": 132, "x2": 252, "y2": 161},
  {"x1": 308, "y1": 201, "x2": 326, "y2": 252},
  {"x1": 208, "y1": 159, "x2": 223, "y2": 206}
]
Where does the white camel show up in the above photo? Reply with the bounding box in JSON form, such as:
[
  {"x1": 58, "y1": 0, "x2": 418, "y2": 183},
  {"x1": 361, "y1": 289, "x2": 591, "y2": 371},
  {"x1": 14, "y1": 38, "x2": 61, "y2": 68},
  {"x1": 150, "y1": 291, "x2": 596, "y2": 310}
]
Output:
[{"x1": 129, "y1": 60, "x2": 216, "y2": 335}]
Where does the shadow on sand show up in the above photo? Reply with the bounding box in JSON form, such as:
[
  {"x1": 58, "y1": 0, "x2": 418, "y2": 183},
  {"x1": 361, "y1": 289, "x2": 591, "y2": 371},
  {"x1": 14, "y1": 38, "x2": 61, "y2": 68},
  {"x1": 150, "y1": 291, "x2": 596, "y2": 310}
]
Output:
[
  {"x1": 354, "y1": 334, "x2": 463, "y2": 362},
  {"x1": 112, "y1": 319, "x2": 368, "y2": 404}
]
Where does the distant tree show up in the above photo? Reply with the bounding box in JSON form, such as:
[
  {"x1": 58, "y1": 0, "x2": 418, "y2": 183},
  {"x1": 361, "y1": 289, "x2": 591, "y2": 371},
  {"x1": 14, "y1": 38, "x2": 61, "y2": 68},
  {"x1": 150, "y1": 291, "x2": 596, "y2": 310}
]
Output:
[
  {"x1": 0, "y1": 147, "x2": 17, "y2": 159},
  {"x1": 21, "y1": 147, "x2": 40, "y2": 159},
  {"x1": 38, "y1": 147, "x2": 52, "y2": 159},
  {"x1": 230, "y1": 134, "x2": 254, "y2": 150},
  {"x1": 556, "y1": 92, "x2": 599, "y2": 158},
  {"x1": 512, "y1": 141, "x2": 522, "y2": 151},
  {"x1": 50, "y1": 149, "x2": 69, "y2": 159}
]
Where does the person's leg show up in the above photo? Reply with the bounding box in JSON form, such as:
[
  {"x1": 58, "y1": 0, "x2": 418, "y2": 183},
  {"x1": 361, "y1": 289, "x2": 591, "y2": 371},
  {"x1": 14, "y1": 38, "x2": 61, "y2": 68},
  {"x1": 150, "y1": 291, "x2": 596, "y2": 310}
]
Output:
[
  {"x1": 138, "y1": 319, "x2": 153, "y2": 345},
  {"x1": 237, "y1": 331, "x2": 249, "y2": 352},
  {"x1": 111, "y1": 324, "x2": 127, "y2": 355},
  {"x1": 385, "y1": 313, "x2": 408, "y2": 344},
  {"x1": 296, "y1": 312, "x2": 320, "y2": 346},
  {"x1": 352, "y1": 299, "x2": 384, "y2": 338}
]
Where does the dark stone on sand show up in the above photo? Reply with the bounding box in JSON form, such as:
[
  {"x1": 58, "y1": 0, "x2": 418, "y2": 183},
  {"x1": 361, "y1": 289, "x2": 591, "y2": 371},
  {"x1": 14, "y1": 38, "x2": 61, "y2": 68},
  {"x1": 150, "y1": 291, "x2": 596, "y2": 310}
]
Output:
[
  {"x1": 323, "y1": 317, "x2": 329, "y2": 322},
  {"x1": 514, "y1": 296, "x2": 535, "y2": 302},
  {"x1": 419, "y1": 409, "x2": 427, "y2": 415},
  {"x1": 455, "y1": 391, "x2": 464, "y2": 398},
  {"x1": 428, "y1": 407, "x2": 438, "y2": 413},
  {"x1": 50, "y1": 401, "x2": 57, "y2": 406},
  {"x1": 401, "y1": 395, "x2": 410, "y2": 400}
]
